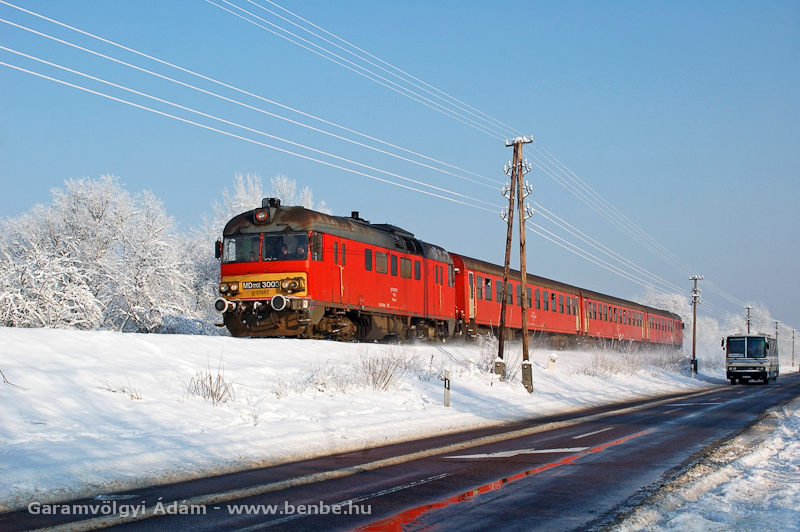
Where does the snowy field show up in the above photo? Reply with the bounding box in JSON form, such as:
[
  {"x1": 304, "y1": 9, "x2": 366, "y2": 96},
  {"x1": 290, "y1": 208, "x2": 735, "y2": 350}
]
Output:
[{"x1": 0, "y1": 326, "x2": 796, "y2": 527}]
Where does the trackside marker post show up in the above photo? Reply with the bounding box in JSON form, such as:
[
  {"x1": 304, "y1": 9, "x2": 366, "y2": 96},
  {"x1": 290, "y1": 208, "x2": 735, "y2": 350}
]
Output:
[{"x1": 444, "y1": 370, "x2": 450, "y2": 407}]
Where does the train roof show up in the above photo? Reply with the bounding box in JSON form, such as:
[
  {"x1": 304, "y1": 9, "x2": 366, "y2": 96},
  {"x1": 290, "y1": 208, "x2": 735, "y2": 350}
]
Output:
[
  {"x1": 222, "y1": 201, "x2": 452, "y2": 263},
  {"x1": 451, "y1": 253, "x2": 682, "y2": 321}
]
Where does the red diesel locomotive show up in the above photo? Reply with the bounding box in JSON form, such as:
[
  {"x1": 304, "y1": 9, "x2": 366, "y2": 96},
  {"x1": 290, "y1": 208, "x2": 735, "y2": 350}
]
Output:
[{"x1": 214, "y1": 199, "x2": 683, "y2": 348}]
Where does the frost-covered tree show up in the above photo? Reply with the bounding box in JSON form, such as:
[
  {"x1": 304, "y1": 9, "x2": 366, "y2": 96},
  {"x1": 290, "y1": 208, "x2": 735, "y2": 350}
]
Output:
[
  {"x1": 633, "y1": 287, "x2": 691, "y2": 322},
  {"x1": 0, "y1": 176, "x2": 200, "y2": 333}
]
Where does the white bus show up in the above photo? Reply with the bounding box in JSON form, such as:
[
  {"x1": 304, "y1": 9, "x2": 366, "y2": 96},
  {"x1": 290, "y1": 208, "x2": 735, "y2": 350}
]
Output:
[{"x1": 725, "y1": 334, "x2": 779, "y2": 385}]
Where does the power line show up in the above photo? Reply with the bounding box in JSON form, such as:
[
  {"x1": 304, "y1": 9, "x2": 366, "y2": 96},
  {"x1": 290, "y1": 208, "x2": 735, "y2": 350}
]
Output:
[{"x1": 0, "y1": 0, "x2": 501, "y2": 184}]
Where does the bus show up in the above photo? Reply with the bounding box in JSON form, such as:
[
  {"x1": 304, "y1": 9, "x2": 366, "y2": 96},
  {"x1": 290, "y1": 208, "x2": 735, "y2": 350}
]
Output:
[{"x1": 725, "y1": 334, "x2": 779, "y2": 385}]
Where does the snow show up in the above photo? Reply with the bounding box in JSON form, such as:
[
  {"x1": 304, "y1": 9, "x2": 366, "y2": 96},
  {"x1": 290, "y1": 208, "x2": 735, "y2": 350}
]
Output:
[
  {"x1": 617, "y1": 395, "x2": 800, "y2": 531},
  {"x1": 0, "y1": 326, "x2": 797, "y2": 528}
]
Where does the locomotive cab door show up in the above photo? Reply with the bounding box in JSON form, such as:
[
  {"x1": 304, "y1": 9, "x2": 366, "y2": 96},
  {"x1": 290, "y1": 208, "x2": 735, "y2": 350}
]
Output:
[{"x1": 330, "y1": 237, "x2": 345, "y2": 305}]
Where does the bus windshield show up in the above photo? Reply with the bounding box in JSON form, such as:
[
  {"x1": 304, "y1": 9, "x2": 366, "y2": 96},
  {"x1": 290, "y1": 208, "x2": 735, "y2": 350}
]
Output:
[
  {"x1": 727, "y1": 337, "x2": 766, "y2": 359},
  {"x1": 746, "y1": 337, "x2": 766, "y2": 359}
]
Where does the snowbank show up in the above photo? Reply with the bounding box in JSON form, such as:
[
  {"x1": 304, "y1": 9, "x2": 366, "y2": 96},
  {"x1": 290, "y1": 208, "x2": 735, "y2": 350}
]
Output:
[{"x1": 0, "y1": 326, "x2": 747, "y2": 512}]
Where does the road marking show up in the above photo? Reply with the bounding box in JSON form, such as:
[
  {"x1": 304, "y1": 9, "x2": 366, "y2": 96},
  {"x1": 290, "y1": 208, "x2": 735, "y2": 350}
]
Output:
[
  {"x1": 234, "y1": 472, "x2": 453, "y2": 531},
  {"x1": 572, "y1": 426, "x2": 614, "y2": 439},
  {"x1": 446, "y1": 447, "x2": 589, "y2": 459},
  {"x1": 664, "y1": 403, "x2": 722, "y2": 406},
  {"x1": 359, "y1": 429, "x2": 655, "y2": 531},
  {"x1": 34, "y1": 387, "x2": 721, "y2": 531}
]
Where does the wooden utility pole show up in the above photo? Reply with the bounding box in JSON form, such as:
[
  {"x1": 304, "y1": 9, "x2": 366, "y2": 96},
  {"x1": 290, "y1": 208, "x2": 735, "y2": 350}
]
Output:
[{"x1": 497, "y1": 136, "x2": 533, "y2": 392}]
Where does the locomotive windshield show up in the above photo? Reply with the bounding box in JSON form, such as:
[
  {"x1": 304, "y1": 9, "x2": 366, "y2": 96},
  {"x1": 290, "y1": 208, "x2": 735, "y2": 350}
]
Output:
[
  {"x1": 727, "y1": 337, "x2": 766, "y2": 359},
  {"x1": 222, "y1": 233, "x2": 309, "y2": 263},
  {"x1": 222, "y1": 235, "x2": 262, "y2": 263},
  {"x1": 262, "y1": 233, "x2": 308, "y2": 261}
]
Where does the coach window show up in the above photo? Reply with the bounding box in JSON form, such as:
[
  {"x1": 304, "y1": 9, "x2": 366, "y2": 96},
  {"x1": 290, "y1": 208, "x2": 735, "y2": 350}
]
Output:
[
  {"x1": 391, "y1": 255, "x2": 398, "y2": 276},
  {"x1": 542, "y1": 291, "x2": 549, "y2": 311},
  {"x1": 365, "y1": 249, "x2": 372, "y2": 271},
  {"x1": 604, "y1": 305, "x2": 608, "y2": 321},
  {"x1": 535, "y1": 289, "x2": 541, "y2": 310},
  {"x1": 566, "y1": 296, "x2": 572, "y2": 315},
  {"x1": 476, "y1": 276, "x2": 483, "y2": 299},
  {"x1": 414, "y1": 260, "x2": 421, "y2": 281},
  {"x1": 485, "y1": 278, "x2": 493, "y2": 301},
  {"x1": 401, "y1": 258, "x2": 412, "y2": 279},
  {"x1": 507, "y1": 284, "x2": 514, "y2": 305},
  {"x1": 496, "y1": 280, "x2": 503, "y2": 303},
  {"x1": 468, "y1": 272, "x2": 474, "y2": 298},
  {"x1": 515, "y1": 284, "x2": 521, "y2": 306},
  {"x1": 559, "y1": 294, "x2": 564, "y2": 314},
  {"x1": 526, "y1": 287, "x2": 532, "y2": 308},
  {"x1": 376, "y1": 252, "x2": 388, "y2": 274}
]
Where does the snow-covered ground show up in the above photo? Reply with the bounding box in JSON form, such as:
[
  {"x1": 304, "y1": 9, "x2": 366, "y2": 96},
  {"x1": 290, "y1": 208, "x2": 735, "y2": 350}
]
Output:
[
  {"x1": 618, "y1": 395, "x2": 800, "y2": 531},
  {"x1": 0, "y1": 327, "x2": 796, "y2": 527}
]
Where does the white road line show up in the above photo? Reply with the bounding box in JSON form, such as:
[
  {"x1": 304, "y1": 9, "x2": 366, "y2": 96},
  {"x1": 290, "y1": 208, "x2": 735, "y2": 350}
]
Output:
[
  {"x1": 572, "y1": 426, "x2": 614, "y2": 440},
  {"x1": 234, "y1": 472, "x2": 453, "y2": 531},
  {"x1": 446, "y1": 447, "x2": 589, "y2": 459}
]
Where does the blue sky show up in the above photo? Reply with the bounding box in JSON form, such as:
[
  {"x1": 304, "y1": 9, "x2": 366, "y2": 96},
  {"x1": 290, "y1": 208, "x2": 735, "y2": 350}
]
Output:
[{"x1": 1, "y1": 0, "x2": 798, "y2": 331}]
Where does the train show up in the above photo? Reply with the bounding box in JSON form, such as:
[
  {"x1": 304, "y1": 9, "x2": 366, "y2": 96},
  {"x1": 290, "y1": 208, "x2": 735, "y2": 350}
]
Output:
[{"x1": 214, "y1": 198, "x2": 683, "y2": 349}]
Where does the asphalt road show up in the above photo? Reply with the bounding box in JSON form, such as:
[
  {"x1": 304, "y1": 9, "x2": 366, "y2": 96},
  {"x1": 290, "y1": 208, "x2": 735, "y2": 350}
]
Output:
[{"x1": 5, "y1": 373, "x2": 799, "y2": 532}]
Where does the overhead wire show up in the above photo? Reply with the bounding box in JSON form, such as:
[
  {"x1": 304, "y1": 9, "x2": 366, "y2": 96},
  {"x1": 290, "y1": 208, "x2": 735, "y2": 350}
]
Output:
[
  {"x1": 250, "y1": 0, "x2": 521, "y2": 137},
  {"x1": 0, "y1": 0, "x2": 499, "y2": 187},
  {"x1": 0, "y1": 60, "x2": 502, "y2": 213},
  {"x1": 0, "y1": 1, "x2": 759, "y2": 323},
  {"x1": 207, "y1": 0, "x2": 508, "y2": 140}
]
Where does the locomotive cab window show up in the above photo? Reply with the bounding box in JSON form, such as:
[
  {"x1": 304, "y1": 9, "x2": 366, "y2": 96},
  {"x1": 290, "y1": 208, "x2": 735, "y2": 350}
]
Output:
[
  {"x1": 401, "y1": 258, "x2": 412, "y2": 279},
  {"x1": 311, "y1": 232, "x2": 323, "y2": 261},
  {"x1": 376, "y1": 252, "x2": 388, "y2": 274},
  {"x1": 222, "y1": 234, "x2": 262, "y2": 264},
  {"x1": 261, "y1": 233, "x2": 308, "y2": 261}
]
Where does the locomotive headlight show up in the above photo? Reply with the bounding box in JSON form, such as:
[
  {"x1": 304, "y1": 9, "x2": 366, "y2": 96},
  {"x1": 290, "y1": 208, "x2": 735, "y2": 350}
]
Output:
[
  {"x1": 220, "y1": 282, "x2": 229, "y2": 293},
  {"x1": 281, "y1": 279, "x2": 299, "y2": 291},
  {"x1": 229, "y1": 282, "x2": 239, "y2": 293},
  {"x1": 279, "y1": 277, "x2": 305, "y2": 293}
]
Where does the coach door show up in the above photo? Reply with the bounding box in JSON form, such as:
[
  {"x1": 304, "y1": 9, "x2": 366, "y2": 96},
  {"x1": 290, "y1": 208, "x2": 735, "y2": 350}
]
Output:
[{"x1": 468, "y1": 271, "x2": 477, "y2": 319}]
